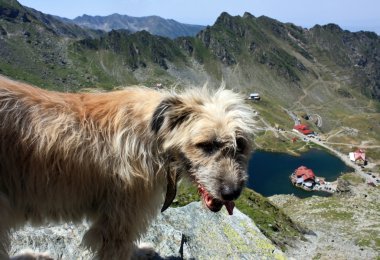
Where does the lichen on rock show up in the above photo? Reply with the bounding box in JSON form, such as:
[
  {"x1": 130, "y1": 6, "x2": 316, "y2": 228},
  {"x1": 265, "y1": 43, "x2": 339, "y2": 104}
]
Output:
[{"x1": 10, "y1": 202, "x2": 286, "y2": 259}]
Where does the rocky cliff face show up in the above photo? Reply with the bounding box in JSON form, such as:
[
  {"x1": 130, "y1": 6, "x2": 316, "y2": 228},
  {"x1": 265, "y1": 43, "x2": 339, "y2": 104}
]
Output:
[
  {"x1": 269, "y1": 179, "x2": 380, "y2": 260},
  {"x1": 76, "y1": 30, "x2": 186, "y2": 71},
  {"x1": 10, "y1": 202, "x2": 286, "y2": 259}
]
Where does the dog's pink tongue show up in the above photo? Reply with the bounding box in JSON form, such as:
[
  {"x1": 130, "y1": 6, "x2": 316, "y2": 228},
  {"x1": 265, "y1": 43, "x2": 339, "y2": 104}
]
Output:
[{"x1": 224, "y1": 201, "x2": 235, "y2": 215}]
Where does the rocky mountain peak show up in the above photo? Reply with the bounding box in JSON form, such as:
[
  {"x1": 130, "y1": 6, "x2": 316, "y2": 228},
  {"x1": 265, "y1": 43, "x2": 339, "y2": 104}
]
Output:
[
  {"x1": 0, "y1": 0, "x2": 31, "y2": 22},
  {"x1": 214, "y1": 11, "x2": 233, "y2": 23},
  {"x1": 243, "y1": 11, "x2": 255, "y2": 19},
  {"x1": 0, "y1": 0, "x2": 22, "y2": 8},
  {"x1": 322, "y1": 23, "x2": 344, "y2": 32},
  {"x1": 213, "y1": 11, "x2": 245, "y2": 33}
]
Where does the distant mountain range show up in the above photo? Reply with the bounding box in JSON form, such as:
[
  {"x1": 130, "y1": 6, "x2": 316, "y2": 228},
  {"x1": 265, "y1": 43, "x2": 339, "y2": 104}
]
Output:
[
  {"x1": 58, "y1": 13, "x2": 206, "y2": 39},
  {"x1": 0, "y1": 0, "x2": 379, "y2": 132}
]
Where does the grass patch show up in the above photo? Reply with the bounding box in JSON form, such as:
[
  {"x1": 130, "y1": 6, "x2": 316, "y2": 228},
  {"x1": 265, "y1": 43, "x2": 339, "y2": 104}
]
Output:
[
  {"x1": 250, "y1": 100, "x2": 293, "y2": 130},
  {"x1": 319, "y1": 210, "x2": 353, "y2": 220},
  {"x1": 171, "y1": 181, "x2": 200, "y2": 207},
  {"x1": 340, "y1": 173, "x2": 365, "y2": 185},
  {"x1": 355, "y1": 231, "x2": 380, "y2": 251},
  {"x1": 312, "y1": 197, "x2": 342, "y2": 209},
  {"x1": 254, "y1": 131, "x2": 306, "y2": 155}
]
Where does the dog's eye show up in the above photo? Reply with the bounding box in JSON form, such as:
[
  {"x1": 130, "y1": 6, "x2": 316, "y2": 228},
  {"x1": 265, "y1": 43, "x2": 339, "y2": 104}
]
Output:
[
  {"x1": 196, "y1": 141, "x2": 220, "y2": 155},
  {"x1": 236, "y1": 137, "x2": 247, "y2": 153}
]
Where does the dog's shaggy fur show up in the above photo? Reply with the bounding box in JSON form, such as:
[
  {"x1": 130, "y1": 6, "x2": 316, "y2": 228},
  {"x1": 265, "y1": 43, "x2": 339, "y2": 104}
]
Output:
[{"x1": 0, "y1": 76, "x2": 255, "y2": 259}]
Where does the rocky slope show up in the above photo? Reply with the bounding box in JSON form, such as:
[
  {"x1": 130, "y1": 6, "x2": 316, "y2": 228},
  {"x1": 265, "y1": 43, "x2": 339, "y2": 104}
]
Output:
[
  {"x1": 10, "y1": 202, "x2": 286, "y2": 259},
  {"x1": 75, "y1": 29, "x2": 187, "y2": 71},
  {"x1": 0, "y1": 0, "x2": 99, "y2": 38},
  {"x1": 269, "y1": 177, "x2": 380, "y2": 260},
  {"x1": 0, "y1": 0, "x2": 102, "y2": 90}
]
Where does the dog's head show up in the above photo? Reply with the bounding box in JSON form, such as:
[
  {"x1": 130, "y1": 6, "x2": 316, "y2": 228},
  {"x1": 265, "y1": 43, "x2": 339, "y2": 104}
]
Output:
[{"x1": 151, "y1": 88, "x2": 255, "y2": 214}]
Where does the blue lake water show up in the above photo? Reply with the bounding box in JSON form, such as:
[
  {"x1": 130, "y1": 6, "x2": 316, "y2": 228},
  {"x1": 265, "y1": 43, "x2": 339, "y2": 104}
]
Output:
[{"x1": 247, "y1": 149, "x2": 353, "y2": 198}]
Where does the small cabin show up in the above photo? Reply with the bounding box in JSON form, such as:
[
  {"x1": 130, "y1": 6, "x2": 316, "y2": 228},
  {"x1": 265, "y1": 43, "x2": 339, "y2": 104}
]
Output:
[
  {"x1": 249, "y1": 93, "x2": 260, "y2": 100},
  {"x1": 293, "y1": 166, "x2": 316, "y2": 188},
  {"x1": 349, "y1": 149, "x2": 366, "y2": 166}
]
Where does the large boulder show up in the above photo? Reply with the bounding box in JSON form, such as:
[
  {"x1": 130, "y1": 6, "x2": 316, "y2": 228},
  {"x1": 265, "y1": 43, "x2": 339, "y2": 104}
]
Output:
[{"x1": 10, "y1": 202, "x2": 286, "y2": 259}]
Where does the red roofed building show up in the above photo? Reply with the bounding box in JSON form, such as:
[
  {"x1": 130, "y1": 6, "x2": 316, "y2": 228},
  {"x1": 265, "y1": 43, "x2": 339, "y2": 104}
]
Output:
[
  {"x1": 302, "y1": 171, "x2": 316, "y2": 181},
  {"x1": 295, "y1": 166, "x2": 308, "y2": 176},
  {"x1": 293, "y1": 124, "x2": 313, "y2": 135},
  {"x1": 295, "y1": 166, "x2": 316, "y2": 181},
  {"x1": 292, "y1": 166, "x2": 316, "y2": 189},
  {"x1": 349, "y1": 149, "x2": 366, "y2": 166}
]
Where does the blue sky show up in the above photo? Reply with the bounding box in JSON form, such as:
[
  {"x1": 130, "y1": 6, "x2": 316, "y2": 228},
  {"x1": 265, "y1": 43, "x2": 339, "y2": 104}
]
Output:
[{"x1": 18, "y1": 0, "x2": 380, "y2": 34}]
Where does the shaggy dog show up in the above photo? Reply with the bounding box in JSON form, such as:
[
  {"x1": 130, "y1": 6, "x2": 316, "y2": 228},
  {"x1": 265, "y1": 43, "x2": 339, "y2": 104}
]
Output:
[{"x1": 0, "y1": 76, "x2": 255, "y2": 259}]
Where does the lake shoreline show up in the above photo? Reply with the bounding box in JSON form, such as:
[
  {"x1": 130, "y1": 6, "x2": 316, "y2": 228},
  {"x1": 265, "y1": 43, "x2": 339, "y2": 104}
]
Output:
[{"x1": 247, "y1": 149, "x2": 352, "y2": 198}]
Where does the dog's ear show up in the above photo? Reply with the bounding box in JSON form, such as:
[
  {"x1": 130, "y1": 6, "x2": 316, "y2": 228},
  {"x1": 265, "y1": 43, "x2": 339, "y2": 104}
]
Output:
[
  {"x1": 161, "y1": 170, "x2": 179, "y2": 212},
  {"x1": 151, "y1": 97, "x2": 193, "y2": 134},
  {"x1": 152, "y1": 96, "x2": 194, "y2": 212}
]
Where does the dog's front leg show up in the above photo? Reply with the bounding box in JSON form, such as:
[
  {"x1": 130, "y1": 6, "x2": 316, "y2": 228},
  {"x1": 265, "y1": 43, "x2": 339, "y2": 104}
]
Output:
[
  {"x1": 82, "y1": 217, "x2": 133, "y2": 259},
  {"x1": 83, "y1": 217, "x2": 156, "y2": 260}
]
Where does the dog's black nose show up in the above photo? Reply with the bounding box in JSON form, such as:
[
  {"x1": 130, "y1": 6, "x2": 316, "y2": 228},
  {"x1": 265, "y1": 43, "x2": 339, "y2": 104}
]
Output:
[{"x1": 221, "y1": 186, "x2": 241, "y2": 201}]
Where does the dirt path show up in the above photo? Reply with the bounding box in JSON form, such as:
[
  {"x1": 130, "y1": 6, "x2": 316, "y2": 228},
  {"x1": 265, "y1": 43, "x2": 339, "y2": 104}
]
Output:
[
  {"x1": 259, "y1": 118, "x2": 280, "y2": 138},
  {"x1": 324, "y1": 142, "x2": 380, "y2": 149},
  {"x1": 286, "y1": 131, "x2": 379, "y2": 184}
]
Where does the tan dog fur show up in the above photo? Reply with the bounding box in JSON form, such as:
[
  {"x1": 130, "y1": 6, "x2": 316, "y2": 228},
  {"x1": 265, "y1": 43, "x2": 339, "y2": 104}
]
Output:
[{"x1": 0, "y1": 76, "x2": 255, "y2": 259}]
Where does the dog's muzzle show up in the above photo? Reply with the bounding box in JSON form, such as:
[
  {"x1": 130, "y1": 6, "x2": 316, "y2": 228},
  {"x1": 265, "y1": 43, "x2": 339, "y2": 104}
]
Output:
[{"x1": 198, "y1": 185, "x2": 235, "y2": 215}]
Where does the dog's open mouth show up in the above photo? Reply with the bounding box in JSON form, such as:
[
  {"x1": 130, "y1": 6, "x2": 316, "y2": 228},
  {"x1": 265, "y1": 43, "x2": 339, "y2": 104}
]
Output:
[{"x1": 198, "y1": 185, "x2": 235, "y2": 215}]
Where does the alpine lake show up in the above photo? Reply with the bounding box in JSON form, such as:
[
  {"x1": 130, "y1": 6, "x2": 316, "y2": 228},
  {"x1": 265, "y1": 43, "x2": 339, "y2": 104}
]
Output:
[{"x1": 247, "y1": 149, "x2": 353, "y2": 198}]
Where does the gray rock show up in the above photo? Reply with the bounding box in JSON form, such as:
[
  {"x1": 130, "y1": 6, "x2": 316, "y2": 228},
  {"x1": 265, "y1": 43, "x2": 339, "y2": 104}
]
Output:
[
  {"x1": 336, "y1": 178, "x2": 351, "y2": 193},
  {"x1": 10, "y1": 222, "x2": 92, "y2": 260},
  {"x1": 10, "y1": 202, "x2": 286, "y2": 259}
]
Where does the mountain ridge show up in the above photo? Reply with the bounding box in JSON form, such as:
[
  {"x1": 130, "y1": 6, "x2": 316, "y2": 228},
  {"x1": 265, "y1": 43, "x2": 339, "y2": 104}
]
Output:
[
  {"x1": 1, "y1": 1, "x2": 379, "y2": 102},
  {"x1": 64, "y1": 13, "x2": 206, "y2": 39}
]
